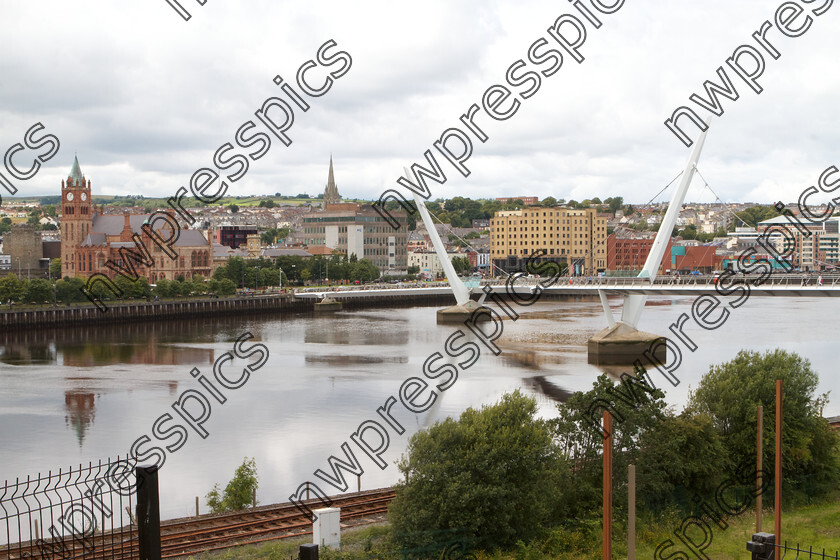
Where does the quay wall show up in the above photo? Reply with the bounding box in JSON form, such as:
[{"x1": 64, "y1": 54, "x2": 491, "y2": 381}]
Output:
[{"x1": 0, "y1": 291, "x2": 465, "y2": 331}]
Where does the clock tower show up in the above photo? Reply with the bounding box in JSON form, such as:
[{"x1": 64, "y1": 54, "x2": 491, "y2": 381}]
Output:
[{"x1": 60, "y1": 156, "x2": 93, "y2": 278}]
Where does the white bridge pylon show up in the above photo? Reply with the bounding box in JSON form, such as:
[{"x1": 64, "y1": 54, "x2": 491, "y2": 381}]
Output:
[
  {"x1": 612, "y1": 117, "x2": 712, "y2": 329},
  {"x1": 410, "y1": 171, "x2": 471, "y2": 307}
]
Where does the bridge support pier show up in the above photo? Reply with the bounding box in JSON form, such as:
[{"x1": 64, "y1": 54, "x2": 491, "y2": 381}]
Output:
[
  {"x1": 587, "y1": 322, "x2": 666, "y2": 366},
  {"x1": 436, "y1": 300, "x2": 489, "y2": 324},
  {"x1": 314, "y1": 297, "x2": 342, "y2": 313}
]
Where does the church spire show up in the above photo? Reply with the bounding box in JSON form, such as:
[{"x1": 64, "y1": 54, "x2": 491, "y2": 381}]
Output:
[
  {"x1": 69, "y1": 155, "x2": 84, "y2": 184},
  {"x1": 323, "y1": 156, "x2": 341, "y2": 205}
]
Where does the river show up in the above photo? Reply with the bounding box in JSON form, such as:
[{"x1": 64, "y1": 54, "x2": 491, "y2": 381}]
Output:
[{"x1": 1, "y1": 295, "x2": 837, "y2": 521}]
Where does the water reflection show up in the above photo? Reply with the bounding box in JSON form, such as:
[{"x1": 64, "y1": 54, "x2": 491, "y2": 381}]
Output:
[
  {"x1": 0, "y1": 318, "x2": 261, "y2": 366},
  {"x1": 65, "y1": 390, "x2": 96, "y2": 446},
  {"x1": 0, "y1": 341, "x2": 57, "y2": 365},
  {"x1": 523, "y1": 376, "x2": 574, "y2": 403}
]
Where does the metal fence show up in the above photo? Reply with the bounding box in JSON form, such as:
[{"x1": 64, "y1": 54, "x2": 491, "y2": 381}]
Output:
[
  {"x1": 776, "y1": 542, "x2": 840, "y2": 559},
  {"x1": 0, "y1": 457, "x2": 158, "y2": 560}
]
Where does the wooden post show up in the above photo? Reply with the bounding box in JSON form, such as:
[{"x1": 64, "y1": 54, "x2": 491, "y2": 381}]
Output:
[
  {"x1": 775, "y1": 380, "x2": 782, "y2": 545},
  {"x1": 603, "y1": 411, "x2": 612, "y2": 560},
  {"x1": 252, "y1": 487, "x2": 257, "y2": 509},
  {"x1": 195, "y1": 496, "x2": 199, "y2": 517},
  {"x1": 306, "y1": 481, "x2": 310, "y2": 500},
  {"x1": 34, "y1": 519, "x2": 39, "y2": 541},
  {"x1": 756, "y1": 405, "x2": 763, "y2": 532},
  {"x1": 357, "y1": 474, "x2": 361, "y2": 493},
  {"x1": 628, "y1": 464, "x2": 635, "y2": 560}
]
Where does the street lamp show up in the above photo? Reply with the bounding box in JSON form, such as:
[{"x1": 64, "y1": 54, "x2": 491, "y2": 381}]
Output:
[{"x1": 255, "y1": 266, "x2": 261, "y2": 293}]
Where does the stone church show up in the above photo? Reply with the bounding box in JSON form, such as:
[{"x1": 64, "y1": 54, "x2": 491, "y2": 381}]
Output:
[{"x1": 60, "y1": 157, "x2": 214, "y2": 282}]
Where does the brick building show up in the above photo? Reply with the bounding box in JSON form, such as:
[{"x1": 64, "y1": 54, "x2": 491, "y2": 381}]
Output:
[
  {"x1": 60, "y1": 157, "x2": 215, "y2": 282},
  {"x1": 606, "y1": 235, "x2": 672, "y2": 274},
  {"x1": 216, "y1": 225, "x2": 259, "y2": 249}
]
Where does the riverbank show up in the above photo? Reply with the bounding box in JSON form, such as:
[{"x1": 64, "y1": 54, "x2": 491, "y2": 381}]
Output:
[{"x1": 0, "y1": 291, "x2": 462, "y2": 332}]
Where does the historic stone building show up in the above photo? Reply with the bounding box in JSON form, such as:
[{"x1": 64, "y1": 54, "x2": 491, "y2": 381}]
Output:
[
  {"x1": 3, "y1": 224, "x2": 44, "y2": 274},
  {"x1": 60, "y1": 157, "x2": 215, "y2": 282}
]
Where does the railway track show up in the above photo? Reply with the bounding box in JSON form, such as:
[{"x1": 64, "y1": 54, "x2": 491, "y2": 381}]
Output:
[{"x1": 0, "y1": 488, "x2": 395, "y2": 560}]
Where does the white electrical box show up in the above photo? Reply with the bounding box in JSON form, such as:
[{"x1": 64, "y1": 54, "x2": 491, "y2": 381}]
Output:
[{"x1": 312, "y1": 507, "x2": 341, "y2": 550}]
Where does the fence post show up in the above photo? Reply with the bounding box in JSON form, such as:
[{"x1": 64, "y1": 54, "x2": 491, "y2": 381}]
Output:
[
  {"x1": 137, "y1": 466, "x2": 161, "y2": 560},
  {"x1": 756, "y1": 405, "x2": 763, "y2": 533},
  {"x1": 628, "y1": 464, "x2": 635, "y2": 560},
  {"x1": 603, "y1": 411, "x2": 612, "y2": 560}
]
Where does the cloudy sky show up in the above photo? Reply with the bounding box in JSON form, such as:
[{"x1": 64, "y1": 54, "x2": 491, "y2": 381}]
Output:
[{"x1": 1, "y1": 0, "x2": 838, "y2": 205}]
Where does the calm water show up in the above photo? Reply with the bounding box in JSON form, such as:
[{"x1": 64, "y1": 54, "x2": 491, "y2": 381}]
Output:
[{"x1": 1, "y1": 295, "x2": 838, "y2": 520}]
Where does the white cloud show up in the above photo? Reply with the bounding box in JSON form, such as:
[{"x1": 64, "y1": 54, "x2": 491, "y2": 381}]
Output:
[{"x1": 1, "y1": 0, "x2": 837, "y2": 204}]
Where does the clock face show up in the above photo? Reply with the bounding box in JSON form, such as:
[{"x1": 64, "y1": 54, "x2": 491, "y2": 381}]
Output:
[
  {"x1": 81, "y1": 192, "x2": 87, "y2": 201},
  {"x1": 66, "y1": 192, "x2": 74, "y2": 201}
]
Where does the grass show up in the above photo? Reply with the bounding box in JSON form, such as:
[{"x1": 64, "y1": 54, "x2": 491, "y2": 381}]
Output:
[
  {"x1": 184, "y1": 525, "x2": 392, "y2": 560},
  {"x1": 184, "y1": 498, "x2": 840, "y2": 560}
]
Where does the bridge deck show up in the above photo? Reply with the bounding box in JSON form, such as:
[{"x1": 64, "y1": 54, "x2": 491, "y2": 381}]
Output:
[{"x1": 294, "y1": 279, "x2": 840, "y2": 300}]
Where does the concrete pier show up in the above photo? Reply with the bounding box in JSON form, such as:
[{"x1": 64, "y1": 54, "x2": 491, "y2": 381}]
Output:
[
  {"x1": 314, "y1": 297, "x2": 342, "y2": 313},
  {"x1": 587, "y1": 323, "x2": 666, "y2": 366},
  {"x1": 435, "y1": 300, "x2": 490, "y2": 324}
]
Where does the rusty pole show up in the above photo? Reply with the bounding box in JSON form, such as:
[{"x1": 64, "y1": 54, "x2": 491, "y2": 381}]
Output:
[
  {"x1": 756, "y1": 405, "x2": 763, "y2": 532},
  {"x1": 603, "y1": 411, "x2": 612, "y2": 560},
  {"x1": 775, "y1": 380, "x2": 782, "y2": 545},
  {"x1": 628, "y1": 464, "x2": 636, "y2": 560}
]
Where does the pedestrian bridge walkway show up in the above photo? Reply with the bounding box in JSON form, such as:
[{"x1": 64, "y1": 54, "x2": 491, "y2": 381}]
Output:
[{"x1": 293, "y1": 274, "x2": 840, "y2": 300}]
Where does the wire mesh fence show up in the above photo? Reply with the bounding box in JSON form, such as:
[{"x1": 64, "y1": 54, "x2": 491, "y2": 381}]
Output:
[
  {"x1": 776, "y1": 541, "x2": 840, "y2": 560},
  {"x1": 0, "y1": 456, "x2": 138, "y2": 560}
]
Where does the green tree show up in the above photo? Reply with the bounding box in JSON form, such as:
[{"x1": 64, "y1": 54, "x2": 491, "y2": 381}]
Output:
[
  {"x1": 206, "y1": 458, "x2": 258, "y2": 513},
  {"x1": 25, "y1": 278, "x2": 53, "y2": 303},
  {"x1": 541, "y1": 196, "x2": 558, "y2": 207},
  {"x1": 153, "y1": 278, "x2": 173, "y2": 298},
  {"x1": 191, "y1": 275, "x2": 207, "y2": 295},
  {"x1": 0, "y1": 274, "x2": 27, "y2": 303},
  {"x1": 56, "y1": 277, "x2": 85, "y2": 304},
  {"x1": 635, "y1": 412, "x2": 727, "y2": 512},
  {"x1": 260, "y1": 268, "x2": 280, "y2": 287},
  {"x1": 217, "y1": 278, "x2": 236, "y2": 295},
  {"x1": 50, "y1": 258, "x2": 62, "y2": 279},
  {"x1": 688, "y1": 349, "x2": 840, "y2": 488},
  {"x1": 451, "y1": 256, "x2": 471, "y2": 275},
  {"x1": 228, "y1": 204, "x2": 240, "y2": 213},
  {"x1": 552, "y1": 372, "x2": 669, "y2": 517},
  {"x1": 606, "y1": 196, "x2": 624, "y2": 214},
  {"x1": 388, "y1": 391, "x2": 568, "y2": 550},
  {"x1": 736, "y1": 205, "x2": 781, "y2": 227}
]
